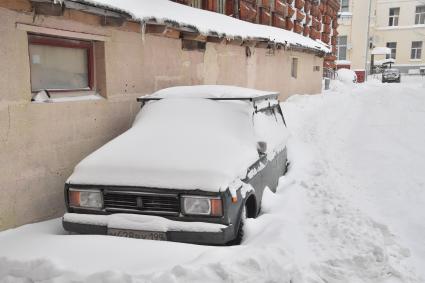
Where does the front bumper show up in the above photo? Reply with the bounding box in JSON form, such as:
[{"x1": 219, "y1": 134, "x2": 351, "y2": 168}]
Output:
[
  {"x1": 383, "y1": 76, "x2": 400, "y2": 81},
  {"x1": 62, "y1": 213, "x2": 236, "y2": 245}
]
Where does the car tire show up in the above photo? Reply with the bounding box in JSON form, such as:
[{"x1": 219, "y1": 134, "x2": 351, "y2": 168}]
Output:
[{"x1": 227, "y1": 206, "x2": 247, "y2": 246}]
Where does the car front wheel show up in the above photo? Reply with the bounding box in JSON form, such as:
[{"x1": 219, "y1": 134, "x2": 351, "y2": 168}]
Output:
[{"x1": 227, "y1": 206, "x2": 247, "y2": 245}]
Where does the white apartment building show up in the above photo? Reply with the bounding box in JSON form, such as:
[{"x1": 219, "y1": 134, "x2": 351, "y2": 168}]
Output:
[{"x1": 337, "y1": 0, "x2": 425, "y2": 73}]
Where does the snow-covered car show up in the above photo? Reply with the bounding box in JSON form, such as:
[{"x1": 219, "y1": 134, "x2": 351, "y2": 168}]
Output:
[
  {"x1": 62, "y1": 85, "x2": 289, "y2": 245},
  {"x1": 382, "y1": 68, "x2": 401, "y2": 83}
]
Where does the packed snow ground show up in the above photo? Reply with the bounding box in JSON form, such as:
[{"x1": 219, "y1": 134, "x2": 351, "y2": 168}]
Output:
[{"x1": 1, "y1": 76, "x2": 425, "y2": 282}]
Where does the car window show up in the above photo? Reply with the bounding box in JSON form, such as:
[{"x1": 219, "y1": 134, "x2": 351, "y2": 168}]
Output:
[{"x1": 253, "y1": 105, "x2": 289, "y2": 156}]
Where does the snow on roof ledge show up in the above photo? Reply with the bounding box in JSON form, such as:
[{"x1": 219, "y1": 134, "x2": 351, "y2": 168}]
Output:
[
  {"x1": 336, "y1": 60, "x2": 352, "y2": 65},
  {"x1": 57, "y1": 0, "x2": 330, "y2": 53}
]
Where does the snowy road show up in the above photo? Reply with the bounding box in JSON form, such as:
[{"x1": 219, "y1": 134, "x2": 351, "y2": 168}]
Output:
[{"x1": 1, "y1": 77, "x2": 425, "y2": 282}]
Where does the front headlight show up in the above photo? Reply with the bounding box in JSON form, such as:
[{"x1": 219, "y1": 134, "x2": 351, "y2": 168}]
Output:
[
  {"x1": 182, "y1": 196, "x2": 223, "y2": 217},
  {"x1": 68, "y1": 189, "x2": 103, "y2": 209}
]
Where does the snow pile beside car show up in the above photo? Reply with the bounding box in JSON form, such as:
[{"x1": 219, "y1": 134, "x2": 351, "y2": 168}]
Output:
[
  {"x1": 337, "y1": 68, "x2": 357, "y2": 84},
  {"x1": 1, "y1": 78, "x2": 425, "y2": 282}
]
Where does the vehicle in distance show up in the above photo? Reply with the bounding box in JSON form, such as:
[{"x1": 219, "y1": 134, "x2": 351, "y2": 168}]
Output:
[
  {"x1": 382, "y1": 68, "x2": 401, "y2": 83},
  {"x1": 62, "y1": 85, "x2": 289, "y2": 245}
]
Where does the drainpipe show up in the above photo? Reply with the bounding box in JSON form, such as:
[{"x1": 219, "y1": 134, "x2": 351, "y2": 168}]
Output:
[{"x1": 364, "y1": 0, "x2": 372, "y2": 81}]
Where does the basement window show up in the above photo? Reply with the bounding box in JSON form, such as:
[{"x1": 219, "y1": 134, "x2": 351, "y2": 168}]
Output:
[
  {"x1": 182, "y1": 39, "x2": 206, "y2": 51},
  {"x1": 28, "y1": 34, "x2": 94, "y2": 92},
  {"x1": 291, "y1": 58, "x2": 298, "y2": 79}
]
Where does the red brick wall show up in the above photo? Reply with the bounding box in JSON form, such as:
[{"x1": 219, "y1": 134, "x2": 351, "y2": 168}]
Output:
[{"x1": 171, "y1": 0, "x2": 340, "y2": 69}]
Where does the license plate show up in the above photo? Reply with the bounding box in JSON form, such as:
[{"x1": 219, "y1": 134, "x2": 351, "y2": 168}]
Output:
[{"x1": 108, "y1": 228, "x2": 167, "y2": 241}]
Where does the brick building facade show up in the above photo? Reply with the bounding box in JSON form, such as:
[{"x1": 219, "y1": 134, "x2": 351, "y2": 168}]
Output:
[{"x1": 172, "y1": 0, "x2": 340, "y2": 69}]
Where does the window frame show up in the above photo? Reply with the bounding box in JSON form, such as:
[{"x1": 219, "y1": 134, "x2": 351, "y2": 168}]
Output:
[
  {"x1": 340, "y1": 0, "x2": 349, "y2": 13},
  {"x1": 28, "y1": 34, "x2": 94, "y2": 93},
  {"x1": 386, "y1": 42, "x2": 397, "y2": 59},
  {"x1": 415, "y1": 6, "x2": 425, "y2": 25},
  {"x1": 217, "y1": 0, "x2": 226, "y2": 14},
  {"x1": 188, "y1": 0, "x2": 202, "y2": 8},
  {"x1": 388, "y1": 7, "x2": 400, "y2": 26},
  {"x1": 337, "y1": 35, "x2": 348, "y2": 60},
  {"x1": 411, "y1": 41, "x2": 423, "y2": 60}
]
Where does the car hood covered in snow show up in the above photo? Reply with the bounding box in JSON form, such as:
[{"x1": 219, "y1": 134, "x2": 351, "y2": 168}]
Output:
[{"x1": 67, "y1": 98, "x2": 260, "y2": 192}]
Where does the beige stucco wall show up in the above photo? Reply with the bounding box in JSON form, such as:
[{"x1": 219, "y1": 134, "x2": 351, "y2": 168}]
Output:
[
  {"x1": 338, "y1": 0, "x2": 425, "y2": 70},
  {"x1": 337, "y1": 0, "x2": 371, "y2": 70},
  {"x1": 0, "y1": 4, "x2": 323, "y2": 231},
  {"x1": 371, "y1": 0, "x2": 425, "y2": 67}
]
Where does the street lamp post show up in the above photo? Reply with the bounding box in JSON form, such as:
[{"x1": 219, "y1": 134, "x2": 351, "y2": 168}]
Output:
[{"x1": 364, "y1": 0, "x2": 372, "y2": 81}]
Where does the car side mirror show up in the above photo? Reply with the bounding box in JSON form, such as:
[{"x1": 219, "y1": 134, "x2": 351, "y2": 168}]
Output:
[{"x1": 257, "y1": 141, "x2": 267, "y2": 156}]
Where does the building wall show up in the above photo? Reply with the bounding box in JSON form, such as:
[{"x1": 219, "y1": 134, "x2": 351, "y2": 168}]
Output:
[
  {"x1": 371, "y1": 0, "x2": 425, "y2": 70},
  {"x1": 0, "y1": 3, "x2": 323, "y2": 231},
  {"x1": 338, "y1": 0, "x2": 425, "y2": 72},
  {"x1": 337, "y1": 0, "x2": 371, "y2": 70},
  {"x1": 172, "y1": 0, "x2": 340, "y2": 69}
]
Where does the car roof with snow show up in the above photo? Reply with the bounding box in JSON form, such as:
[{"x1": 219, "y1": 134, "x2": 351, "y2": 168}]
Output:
[
  {"x1": 138, "y1": 85, "x2": 279, "y2": 102},
  {"x1": 68, "y1": 90, "x2": 289, "y2": 192}
]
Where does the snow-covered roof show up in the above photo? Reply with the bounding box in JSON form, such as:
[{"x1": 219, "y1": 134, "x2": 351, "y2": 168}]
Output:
[
  {"x1": 141, "y1": 85, "x2": 278, "y2": 101},
  {"x1": 374, "y1": 58, "x2": 395, "y2": 65},
  {"x1": 56, "y1": 0, "x2": 330, "y2": 53},
  {"x1": 371, "y1": 47, "x2": 391, "y2": 55},
  {"x1": 67, "y1": 98, "x2": 261, "y2": 192},
  {"x1": 335, "y1": 60, "x2": 352, "y2": 65}
]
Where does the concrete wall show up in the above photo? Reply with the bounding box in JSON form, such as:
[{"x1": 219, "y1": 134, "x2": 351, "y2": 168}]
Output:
[{"x1": 0, "y1": 2, "x2": 323, "y2": 231}]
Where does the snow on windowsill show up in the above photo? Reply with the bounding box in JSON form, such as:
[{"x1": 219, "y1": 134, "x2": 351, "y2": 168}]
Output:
[
  {"x1": 31, "y1": 93, "x2": 104, "y2": 104},
  {"x1": 335, "y1": 60, "x2": 351, "y2": 65},
  {"x1": 338, "y1": 12, "x2": 352, "y2": 17}
]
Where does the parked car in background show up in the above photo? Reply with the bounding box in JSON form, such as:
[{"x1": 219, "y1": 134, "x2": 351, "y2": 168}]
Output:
[
  {"x1": 62, "y1": 85, "x2": 289, "y2": 245},
  {"x1": 382, "y1": 69, "x2": 401, "y2": 83}
]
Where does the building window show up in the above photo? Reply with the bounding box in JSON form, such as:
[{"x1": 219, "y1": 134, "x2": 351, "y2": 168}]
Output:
[
  {"x1": 389, "y1": 8, "x2": 400, "y2": 26},
  {"x1": 291, "y1": 58, "x2": 298, "y2": 79},
  {"x1": 340, "y1": 0, "x2": 349, "y2": 12},
  {"x1": 28, "y1": 34, "x2": 93, "y2": 92},
  {"x1": 188, "y1": 0, "x2": 202, "y2": 8},
  {"x1": 415, "y1": 6, "x2": 425, "y2": 25},
  {"x1": 337, "y1": 36, "x2": 348, "y2": 60},
  {"x1": 217, "y1": 0, "x2": 226, "y2": 14},
  {"x1": 182, "y1": 39, "x2": 206, "y2": 51},
  {"x1": 386, "y1": 42, "x2": 397, "y2": 59},
  {"x1": 411, "y1": 41, "x2": 423, "y2": 59}
]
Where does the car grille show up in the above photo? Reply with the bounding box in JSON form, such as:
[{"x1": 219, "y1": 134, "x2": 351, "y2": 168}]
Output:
[{"x1": 103, "y1": 191, "x2": 180, "y2": 216}]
